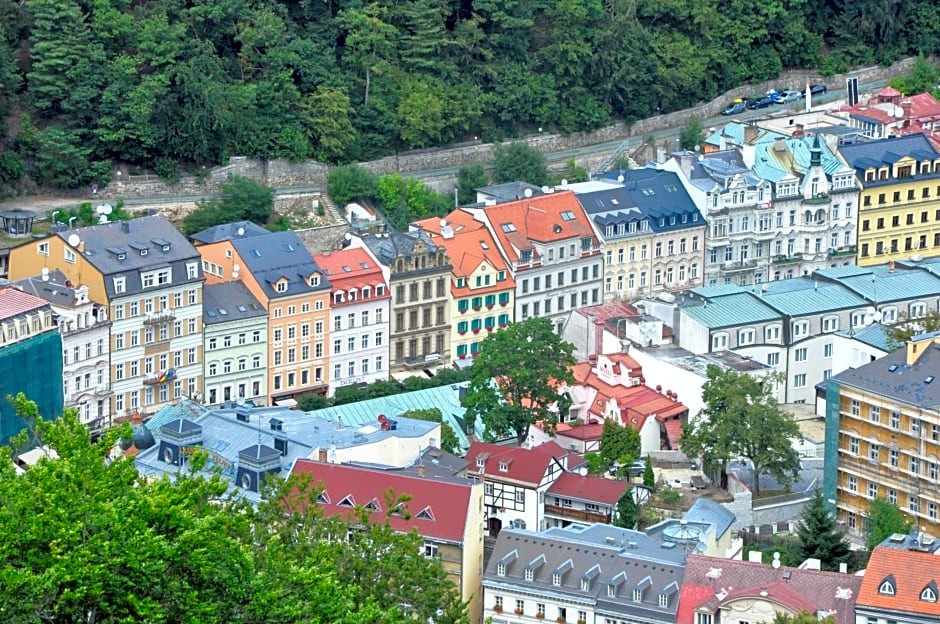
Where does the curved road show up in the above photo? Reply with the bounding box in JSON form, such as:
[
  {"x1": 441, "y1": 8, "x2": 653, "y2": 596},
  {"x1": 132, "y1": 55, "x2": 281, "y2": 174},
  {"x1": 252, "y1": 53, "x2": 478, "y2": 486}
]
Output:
[{"x1": 2, "y1": 78, "x2": 888, "y2": 215}]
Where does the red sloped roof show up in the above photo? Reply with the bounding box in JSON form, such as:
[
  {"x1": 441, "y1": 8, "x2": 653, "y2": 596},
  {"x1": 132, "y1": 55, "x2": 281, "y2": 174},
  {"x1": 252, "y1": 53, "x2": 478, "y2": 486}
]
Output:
[
  {"x1": 290, "y1": 459, "x2": 473, "y2": 543},
  {"x1": 466, "y1": 441, "x2": 572, "y2": 486},
  {"x1": 546, "y1": 471, "x2": 628, "y2": 505},
  {"x1": 877, "y1": 86, "x2": 902, "y2": 98},
  {"x1": 856, "y1": 546, "x2": 940, "y2": 616},
  {"x1": 555, "y1": 422, "x2": 604, "y2": 441},
  {"x1": 676, "y1": 554, "x2": 863, "y2": 624}
]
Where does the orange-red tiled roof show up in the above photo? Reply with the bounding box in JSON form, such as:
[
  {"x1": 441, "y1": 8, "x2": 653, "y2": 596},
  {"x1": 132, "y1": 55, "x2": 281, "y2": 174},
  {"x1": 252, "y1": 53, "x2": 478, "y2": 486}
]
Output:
[
  {"x1": 312, "y1": 247, "x2": 388, "y2": 292},
  {"x1": 0, "y1": 288, "x2": 48, "y2": 320},
  {"x1": 856, "y1": 545, "x2": 940, "y2": 616},
  {"x1": 466, "y1": 441, "x2": 578, "y2": 486},
  {"x1": 481, "y1": 191, "x2": 597, "y2": 264},
  {"x1": 546, "y1": 471, "x2": 628, "y2": 505}
]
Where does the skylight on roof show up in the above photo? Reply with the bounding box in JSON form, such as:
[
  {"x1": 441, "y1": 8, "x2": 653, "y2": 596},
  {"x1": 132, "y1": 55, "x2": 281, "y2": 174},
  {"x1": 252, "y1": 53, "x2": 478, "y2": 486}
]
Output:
[
  {"x1": 218, "y1": 308, "x2": 228, "y2": 315},
  {"x1": 501, "y1": 223, "x2": 517, "y2": 233},
  {"x1": 251, "y1": 249, "x2": 262, "y2": 257},
  {"x1": 360, "y1": 262, "x2": 369, "y2": 269},
  {"x1": 561, "y1": 211, "x2": 576, "y2": 221},
  {"x1": 342, "y1": 265, "x2": 351, "y2": 272},
  {"x1": 237, "y1": 305, "x2": 247, "y2": 312},
  {"x1": 283, "y1": 243, "x2": 295, "y2": 252},
  {"x1": 206, "y1": 310, "x2": 216, "y2": 317}
]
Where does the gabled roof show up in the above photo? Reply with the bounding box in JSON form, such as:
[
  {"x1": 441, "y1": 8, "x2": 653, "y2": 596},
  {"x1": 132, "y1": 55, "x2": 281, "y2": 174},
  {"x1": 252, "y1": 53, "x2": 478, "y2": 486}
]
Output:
[
  {"x1": 290, "y1": 459, "x2": 475, "y2": 543},
  {"x1": 676, "y1": 554, "x2": 862, "y2": 624},
  {"x1": 835, "y1": 322, "x2": 892, "y2": 353},
  {"x1": 830, "y1": 340, "x2": 940, "y2": 410},
  {"x1": 681, "y1": 292, "x2": 780, "y2": 329},
  {"x1": 839, "y1": 133, "x2": 940, "y2": 172},
  {"x1": 231, "y1": 231, "x2": 329, "y2": 300},
  {"x1": 546, "y1": 471, "x2": 628, "y2": 506},
  {"x1": 414, "y1": 209, "x2": 514, "y2": 293},
  {"x1": 856, "y1": 543, "x2": 940, "y2": 616},
  {"x1": 466, "y1": 441, "x2": 576, "y2": 486},
  {"x1": 0, "y1": 287, "x2": 49, "y2": 320},
  {"x1": 189, "y1": 220, "x2": 270, "y2": 244},
  {"x1": 312, "y1": 247, "x2": 388, "y2": 292},
  {"x1": 478, "y1": 191, "x2": 597, "y2": 264},
  {"x1": 13, "y1": 269, "x2": 87, "y2": 309}
]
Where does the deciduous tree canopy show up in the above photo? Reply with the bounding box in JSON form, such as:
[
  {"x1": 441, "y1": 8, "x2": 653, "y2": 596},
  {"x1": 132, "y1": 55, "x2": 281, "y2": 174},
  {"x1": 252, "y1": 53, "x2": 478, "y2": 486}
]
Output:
[{"x1": 3, "y1": 0, "x2": 939, "y2": 190}]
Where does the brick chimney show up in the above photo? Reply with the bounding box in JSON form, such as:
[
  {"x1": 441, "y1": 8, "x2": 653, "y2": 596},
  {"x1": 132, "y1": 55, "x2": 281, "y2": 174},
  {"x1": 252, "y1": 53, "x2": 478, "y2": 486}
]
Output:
[{"x1": 318, "y1": 448, "x2": 328, "y2": 462}]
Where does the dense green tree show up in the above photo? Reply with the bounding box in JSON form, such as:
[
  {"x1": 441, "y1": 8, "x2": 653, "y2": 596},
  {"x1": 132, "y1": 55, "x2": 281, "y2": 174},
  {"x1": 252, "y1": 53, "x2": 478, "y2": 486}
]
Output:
[
  {"x1": 296, "y1": 392, "x2": 330, "y2": 411},
  {"x1": 643, "y1": 455, "x2": 655, "y2": 488},
  {"x1": 376, "y1": 174, "x2": 450, "y2": 229},
  {"x1": 773, "y1": 612, "x2": 835, "y2": 624},
  {"x1": 456, "y1": 164, "x2": 488, "y2": 205},
  {"x1": 400, "y1": 407, "x2": 460, "y2": 455},
  {"x1": 0, "y1": 393, "x2": 467, "y2": 624},
  {"x1": 491, "y1": 142, "x2": 551, "y2": 187},
  {"x1": 682, "y1": 366, "x2": 801, "y2": 495},
  {"x1": 327, "y1": 164, "x2": 379, "y2": 207},
  {"x1": 679, "y1": 117, "x2": 704, "y2": 151},
  {"x1": 301, "y1": 86, "x2": 357, "y2": 163},
  {"x1": 599, "y1": 419, "x2": 641, "y2": 474},
  {"x1": 889, "y1": 56, "x2": 940, "y2": 97},
  {"x1": 614, "y1": 489, "x2": 638, "y2": 529},
  {"x1": 182, "y1": 175, "x2": 274, "y2": 234},
  {"x1": 462, "y1": 317, "x2": 576, "y2": 443},
  {"x1": 884, "y1": 310, "x2": 940, "y2": 348},
  {"x1": 795, "y1": 489, "x2": 851, "y2": 571},
  {"x1": 865, "y1": 497, "x2": 913, "y2": 551}
]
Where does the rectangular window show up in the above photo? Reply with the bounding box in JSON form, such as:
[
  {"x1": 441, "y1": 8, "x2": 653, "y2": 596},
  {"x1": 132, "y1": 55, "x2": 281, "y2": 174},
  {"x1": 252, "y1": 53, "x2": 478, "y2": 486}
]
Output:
[{"x1": 794, "y1": 373, "x2": 806, "y2": 388}]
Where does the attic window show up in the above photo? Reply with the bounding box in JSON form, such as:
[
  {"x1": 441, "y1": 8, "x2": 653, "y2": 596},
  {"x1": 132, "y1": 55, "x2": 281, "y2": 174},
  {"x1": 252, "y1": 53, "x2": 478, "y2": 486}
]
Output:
[
  {"x1": 633, "y1": 589, "x2": 642, "y2": 602},
  {"x1": 251, "y1": 249, "x2": 262, "y2": 258},
  {"x1": 276, "y1": 281, "x2": 288, "y2": 293},
  {"x1": 501, "y1": 223, "x2": 516, "y2": 233},
  {"x1": 476, "y1": 457, "x2": 485, "y2": 468},
  {"x1": 921, "y1": 583, "x2": 938, "y2": 603},
  {"x1": 497, "y1": 563, "x2": 506, "y2": 577},
  {"x1": 553, "y1": 573, "x2": 561, "y2": 586},
  {"x1": 415, "y1": 506, "x2": 435, "y2": 521},
  {"x1": 926, "y1": 376, "x2": 935, "y2": 384},
  {"x1": 283, "y1": 243, "x2": 295, "y2": 252},
  {"x1": 580, "y1": 578, "x2": 590, "y2": 591},
  {"x1": 561, "y1": 211, "x2": 576, "y2": 221},
  {"x1": 498, "y1": 461, "x2": 509, "y2": 472},
  {"x1": 364, "y1": 498, "x2": 381, "y2": 512},
  {"x1": 525, "y1": 568, "x2": 534, "y2": 581},
  {"x1": 338, "y1": 495, "x2": 355, "y2": 508},
  {"x1": 658, "y1": 594, "x2": 669, "y2": 607},
  {"x1": 310, "y1": 274, "x2": 320, "y2": 287},
  {"x1": 317, "y1": 492, "x2": 330, "y2": 505},
  {"x1": 878, "y1": 578, "x2": 896, "y2": 596}
]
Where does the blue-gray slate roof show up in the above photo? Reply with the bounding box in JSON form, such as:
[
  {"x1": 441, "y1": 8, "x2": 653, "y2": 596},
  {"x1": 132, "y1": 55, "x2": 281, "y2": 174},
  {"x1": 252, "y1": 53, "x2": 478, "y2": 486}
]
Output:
[
  {"x1": 357, "y1": 229, "x2": 449, "y2": 269},
  {"x1": 839, "y1": 134, "x2": 940, "y2": 187},
  {"x1": 830, "y1": 341, "x2": 940, "y2": 410},
  {"x1": 679, "y1": 498, "x2": 736, "y2": 539},
  {"x1": 189, "y1": 221, "x2": 270, "y2": 244},
  {"x1": 231, "y1": 231, "x2": 330, "y2": 301},
  {"x1": 203, "y1": 281, "x2": 267, "y2": 325}
]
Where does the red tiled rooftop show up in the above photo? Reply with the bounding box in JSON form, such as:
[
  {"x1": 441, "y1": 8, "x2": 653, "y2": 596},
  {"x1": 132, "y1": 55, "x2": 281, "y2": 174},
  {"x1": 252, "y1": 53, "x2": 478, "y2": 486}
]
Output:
[
  {"x1": 0, "y1": 288, "x2": 48, "y2": 320},
  {"x1": 856, "y1": 545, "x2": 940, "y2": 616},
  {"x1": 466, "y1": 441, "x2": 576, "y2": 486},
  {"x1": 312, "y1": 247, "x2": 388, "y2": 291},
  {"x1": 546, "y1": 471, "x2": 628, "y2": 505},
  {"x1": 290, "y1": 459, "x2": 474, "y2": 543}
]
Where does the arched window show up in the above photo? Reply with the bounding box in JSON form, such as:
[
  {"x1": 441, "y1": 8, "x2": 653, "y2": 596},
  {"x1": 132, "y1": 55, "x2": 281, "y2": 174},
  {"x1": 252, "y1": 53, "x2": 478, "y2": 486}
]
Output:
[
  {"x1": 921, "y1": 583, "x2": 938, "y2": 603},
  {"x1": 878, "y1": 577, "x2": 896, "y2": 596}
]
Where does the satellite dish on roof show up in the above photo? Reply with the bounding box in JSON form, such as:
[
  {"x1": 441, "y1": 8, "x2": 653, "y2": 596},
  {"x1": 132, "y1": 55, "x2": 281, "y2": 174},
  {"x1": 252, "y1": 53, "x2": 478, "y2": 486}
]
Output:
[
  {"x1": 524, "y1": 188, "x2": 533, "y2": 198},
  {"x1": 541, "y1": 186, "x2": 551, "y2": 194},
  {"x1": 237, "y1": 227, "x2": 246, "y2": 237},
  {"x1": 96, "y1": 204, "x2": 112, "y2": 215},
  {"x1": 41, "y1": 267, "x2": 49, "y2": 282},
  {"x1": 578, "y1": 466, "x2": 588, "y2": 477},
  {"x1": 561, "y1": 179, "x2": 568, "y2": 187},
  {"x1": 67, "y1": 234, "x2": 81, "y2": 247},
  {"x1": 617, "y1": 175, "x2": 625, "y2": 183},
  {"x1": 344, "y1": 232, "x2": 352, "y2": 241}
]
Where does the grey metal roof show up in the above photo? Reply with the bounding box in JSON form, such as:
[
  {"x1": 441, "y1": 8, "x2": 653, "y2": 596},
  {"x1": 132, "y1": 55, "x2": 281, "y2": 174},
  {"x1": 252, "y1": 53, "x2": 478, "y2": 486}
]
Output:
[
  {"x1": 231, "y1": 230, "x2": 330, "y2": 300},
  {"x1": 58, "y1": 215, "x2": 202, "y2": 299},
  {"x1": 485, "y1": 525, "x2": 684, "y2": 621},
  {"x1": 679, "y1": 498, "x2": 736, "y2": 539},
  {"x1": 12, "y1": 269, "x2": 81, "y2": 308},
  {"x1": 202, "y1": 281, "x2": 267, "y2": 325},
  {"x1": 356, "y1": 229, "x2": 449, "y2": 269},
  {"x1": 189, "y1": 220, "x2": 270, "y2": 244},
  {"x1": 818, "y1": 263, "x2": 940, "y2": 304},
  {"x1": 477, "y1": 182, "x2": 545, "y2": 201},
  {"x1": 757, "y1": 279, "x2": 869, "y2": 317},
  {"x1": 135, "y1": 400, "x2": 439, "y2": 502},
  {"x1": 830, "y1": 342, "x2": 940, "y2": 409},
  {"x1": 839, "y1": 134, "x2": 939, "y2": 174}
]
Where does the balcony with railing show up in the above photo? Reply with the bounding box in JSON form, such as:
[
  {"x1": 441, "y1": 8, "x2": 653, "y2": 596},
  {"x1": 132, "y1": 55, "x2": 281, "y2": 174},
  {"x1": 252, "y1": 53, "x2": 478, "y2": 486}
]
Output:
[
  {"x1": 718, "y1": 259, "x2": 758, "y2": 273},
  {"x1": 828, "y1": 245, "x2": 857, "y2": 259},
  {"x1": 143, "y1": 311, "x2": 176, "y2": 325},
  {"x1": 543, "y1": 504, "x2": 611, "y2": 524}
]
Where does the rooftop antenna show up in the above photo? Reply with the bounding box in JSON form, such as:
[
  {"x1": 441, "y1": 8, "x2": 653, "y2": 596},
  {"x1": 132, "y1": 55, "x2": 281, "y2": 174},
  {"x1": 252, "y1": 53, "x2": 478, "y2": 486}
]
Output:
[{"x1": 41, "y1": 267, "x2": 49, "y2": 282}]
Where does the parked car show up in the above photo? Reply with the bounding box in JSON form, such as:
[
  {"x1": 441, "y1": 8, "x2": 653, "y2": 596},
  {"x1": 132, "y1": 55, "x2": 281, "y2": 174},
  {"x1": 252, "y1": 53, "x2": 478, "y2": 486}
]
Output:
[
  {"x1": 609, "y1": 460, "x2": 647, "y2": 478},
  {"x1": 776, "y1": 90, "x2": 803, "y2": 104},
  {"x1": 810, "y1": 84, "x2": 828, "y2": 95},
  {"x1": 721, "y1": 101, "x2": 747, "y2": 116},
  {"x1": 747, "y1": 96, "x2": 774, "y2": 109}
]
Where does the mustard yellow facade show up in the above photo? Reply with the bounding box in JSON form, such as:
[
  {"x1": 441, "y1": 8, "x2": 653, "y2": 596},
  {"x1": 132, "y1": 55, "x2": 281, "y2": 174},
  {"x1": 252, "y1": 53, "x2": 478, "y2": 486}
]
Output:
[{"x1": 841, "y1": 135, "x2": 940, "y2": 267}]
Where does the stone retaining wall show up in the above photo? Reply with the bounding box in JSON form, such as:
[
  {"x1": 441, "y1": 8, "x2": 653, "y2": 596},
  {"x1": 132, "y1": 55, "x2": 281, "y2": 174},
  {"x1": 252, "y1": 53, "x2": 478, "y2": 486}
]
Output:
[{"x1": 98, "y1": 57, "x2": 923, "y2": 200}]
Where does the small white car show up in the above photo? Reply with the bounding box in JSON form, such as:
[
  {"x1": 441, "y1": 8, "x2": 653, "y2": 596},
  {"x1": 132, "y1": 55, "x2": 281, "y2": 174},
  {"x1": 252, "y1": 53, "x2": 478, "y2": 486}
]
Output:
[{"x1": 776, "y1": 90, "x2": 803, "y2": 104}]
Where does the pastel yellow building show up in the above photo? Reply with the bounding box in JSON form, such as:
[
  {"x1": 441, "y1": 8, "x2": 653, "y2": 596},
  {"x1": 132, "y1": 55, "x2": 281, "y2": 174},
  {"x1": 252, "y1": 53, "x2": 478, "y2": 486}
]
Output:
[
  {"x1": 414, "y1": 210, "x2": 514, "y2": 364},
  {"x1": 840, "y1": 134, "x2": 940, "y2": 266}
]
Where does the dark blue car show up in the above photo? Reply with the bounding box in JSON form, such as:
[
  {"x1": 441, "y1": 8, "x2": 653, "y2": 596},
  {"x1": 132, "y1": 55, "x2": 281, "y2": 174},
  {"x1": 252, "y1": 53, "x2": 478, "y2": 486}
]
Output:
[{"x1": 748, "y1": 97, "x2": 774, "y2": 109}]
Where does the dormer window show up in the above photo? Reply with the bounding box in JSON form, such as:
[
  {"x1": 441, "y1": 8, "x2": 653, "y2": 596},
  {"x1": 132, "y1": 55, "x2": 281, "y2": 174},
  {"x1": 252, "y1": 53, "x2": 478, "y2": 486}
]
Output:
[
  {"x1": 276, "y1": 281, "x2": 288, "y2": 293},
  {"x1": 520, "y1": 249, "x2": 532, "y2": 263},
  {"x1": 878, "y1": 577, "x2": 896, "y2": 596},
  {"x1": 497, "y1": 563, "x2": 506, "y2": 577},
  {"x1": 581, "y1": 579, "x2": 589, "y2": 591},
  {"x1": 920, "y1": 582, "x2": 937, "y2": 603},
  {"x1": 525, "y1": 568, "x2": 534, "y2": 581},
  {"x1": 498, "y1": 461, "x2": 509, "y2": 472},
  {"x1": 658, "y1": 594, "x2": 668, "y2": 607},
  {"x1": 310, "y1": 274, "x2": 321, "y2": 287},
  {"x1": 633, "y1": 589, "x2": 642, "y2": 602},
  {"x1": 476, "y1": 457, "x2": 485, "y2": 469}
]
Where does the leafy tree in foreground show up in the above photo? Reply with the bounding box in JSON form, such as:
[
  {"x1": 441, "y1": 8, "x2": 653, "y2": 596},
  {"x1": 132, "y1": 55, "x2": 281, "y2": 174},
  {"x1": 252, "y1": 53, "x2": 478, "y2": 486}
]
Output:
[
  {"x1": 679, "y1": 116, "x2": 704, "y2": 151},
  {"x1": 884, "y1": 310, "x2": 940, "y2": 348},
  {"x1": 462, "y1": 317, "x2": 576, "y2": 443},
  {"x1": 865, "y1": 497, "x2": 913, "y2": 551},
  {"x1": 682, "y1": 366, "x2": 801, "y2": 494},
  {"x1": 774, "y1": 612, "x2": 835, "y2": 624},
  {"x1": 598, "y1": 419, "x2": 641, "y2": 474},
  {"x1": 401, "y1": 407, "x2": 461, "y2": 455},
  {"x1": 0, "y1": 394, "x2": 467, "y2": 624},
  {"x1": 796, "y1": 489, "x2": 850, "y2": 570},
  {"x1": 643, "y1": 455, "x2": 655, "y2": 488},
  {"x1": 614, "y1": 489, "x2": 637, "y2": 529},
  {"x1": 296, "y1": 392, "x2": 330, "y2": 411},
  {"x1": 491, "y1": 142, "x2": 551, "y2": 187}
]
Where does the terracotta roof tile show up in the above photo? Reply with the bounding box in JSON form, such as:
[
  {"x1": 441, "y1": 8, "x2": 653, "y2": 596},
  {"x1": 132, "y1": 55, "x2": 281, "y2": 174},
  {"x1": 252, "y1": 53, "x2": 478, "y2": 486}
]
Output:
[
  {"x1": 856, "y1": 545, "x2": 940, "y2": 616},
  {"x1": 290, "y1": 459, "x2": 474, "y2": 543},
  {"x1": 0, "y1": 288, "x2": 49, "y2": 320},
  {"x1": 466, "y1": 441, "x2": 575, "y2": 486},
  {"x1": 546, "y1": 471, "x2": 628, "y2": 505}
]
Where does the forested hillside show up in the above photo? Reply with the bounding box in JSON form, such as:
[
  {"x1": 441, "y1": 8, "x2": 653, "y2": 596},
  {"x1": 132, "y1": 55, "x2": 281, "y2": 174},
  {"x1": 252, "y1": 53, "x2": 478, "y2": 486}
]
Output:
[{"x1": 0, "y1": 0, "x2": 938, "y2": 189}]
